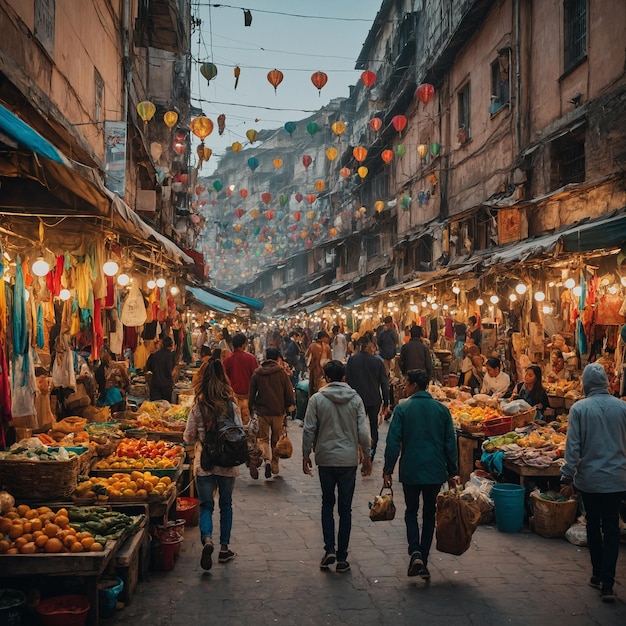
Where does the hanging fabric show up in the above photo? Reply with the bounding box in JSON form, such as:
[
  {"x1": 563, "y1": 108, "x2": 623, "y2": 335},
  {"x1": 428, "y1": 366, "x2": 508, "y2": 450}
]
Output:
[
  {"x1": 11, "y1": 351, "x2": 38, "y2": 427},
  {"x1": 36, "y1": 304, "x2": 45, "y2": 349},
  {"x1": 0, "y1": 339, "x2": 13, "y2": 448},
  {"x1": 13, "y1": 256, "x2": 30, "y2": 385}
]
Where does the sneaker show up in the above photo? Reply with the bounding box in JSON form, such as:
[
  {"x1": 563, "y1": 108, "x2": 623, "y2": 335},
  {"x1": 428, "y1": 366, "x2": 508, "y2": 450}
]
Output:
[
  {"x1": 418, "y1": 564, "x2": 431, "y2": 580},
  {"x1": 336, "y1": 561, "x2": 350, "y2": 573},
  {"x1": 320, "y1": 552, "x2": 336, "y2": 569},
  {"x1": 601, "y1": 586, "x2": 615, "y2": 602},
  {"x1": 589, "y1": 576, "x2": 602, "y2": 590},
  {"x1": 200, "y1": 540, "x2": 214, "y2": 570},
  {"x1": 264, "y1": 463, "x2": 272, "y2": 479},
  {"x1": 407, "y1": 551, "x2": 423, "y2": 577},
  {"x1": 218, "y1": 548, "x2": 236, "y2": 563},
  {"x1": 271, "y1": 458, "x2": 280, "y2": 475}
]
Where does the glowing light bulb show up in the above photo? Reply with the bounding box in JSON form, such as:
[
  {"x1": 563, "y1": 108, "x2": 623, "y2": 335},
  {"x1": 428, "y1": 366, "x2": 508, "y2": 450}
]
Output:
[
  {"x1": 621, "y1": 277, "x2": 626, "y2": 287},
  {"x1": 103, "y1": 259, "x2": 119, "y2": 276},
  {"x1": 59, "y1": 289, "x2": 71, "y2": 301},
  {"x1": 476, "y1": 298, "x2": 484, "y2": 306},
  {"x1": 490, "y1": 295, "x2": 499, "y2": 304},
  {"x1": 452, "y1": 285, "x2": 460, "y2": 294},
  {"x1": 421, "y1": 300, "x2": 427, "y2": 308},
  {"x1": 32, "y1": 257, "x2": 50, "y2": 277},
  {"x1": 542, "y1": 305, "x2": 552, "y2": 314},
  {"x1": 573, "y1": 285, "x2": 582, "y2": 297},
  {"x1": 431, "y1": 302, "x2": 438, "y2": 310},
  {"x1": 409, "y1": 304, "x2": 418, "y2": 313},
  {"x1": 509, "y1": 293, "x2": 517, "y2": 302},
  {"x1": 170, "y1": 286, "x2": 180, "y2": 295},
  {"x1": 548, "y1": 281, "x2": 555, "y2": 287},
  {"x1": 117, "y1": 273, "x2": 130, "y2": 286},
  {"x1": 534, "y1": 291, "x2": 546, "y2": 302},
  {"x1": 156, "y1": 277, "x2": 166, "y2": 288},
  {"x1": 147, "y1": 279, "x2": 157, "y2": 289},
  {"x1": 564, "y1": 278, "x2": 576, "y2": 289},
  {"x1": 443, "y1": 304, "x2": 449, "y2": 310},
  {"x1": 515, "y1": 283, "x2": 527, "y2": 295},
  {"x1": 608, "y1": 285, "x2": 618, "y2": 294}
]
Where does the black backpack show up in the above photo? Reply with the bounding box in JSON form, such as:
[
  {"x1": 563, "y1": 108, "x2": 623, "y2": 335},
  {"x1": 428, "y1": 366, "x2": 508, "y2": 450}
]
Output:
[{"x1": 200, "y1": 403, "x2": 249, "y2": 470}]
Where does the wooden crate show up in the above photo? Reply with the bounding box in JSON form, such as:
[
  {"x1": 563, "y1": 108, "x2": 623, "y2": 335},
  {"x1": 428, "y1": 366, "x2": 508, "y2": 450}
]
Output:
[{"x1": 115, "y1": 526, "x2": 150, "y2": 604}]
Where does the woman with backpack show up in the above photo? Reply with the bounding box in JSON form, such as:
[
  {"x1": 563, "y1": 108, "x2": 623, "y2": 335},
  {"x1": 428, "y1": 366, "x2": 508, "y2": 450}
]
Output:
[{"x1": 184, "y1": 358, "x2": 243, "y2": 570}]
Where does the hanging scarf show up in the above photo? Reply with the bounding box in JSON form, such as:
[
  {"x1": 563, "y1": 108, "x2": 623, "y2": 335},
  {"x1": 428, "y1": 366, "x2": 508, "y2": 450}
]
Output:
[
  {"x1": 13, "y1": 256, "x2": 30, "y2": 385},
  {"x1": 36, "y1": 304, "x2": 45, "y2": 348},
  {"x1": 0, "y1": 339, "x2": 13, "y2": 447}
]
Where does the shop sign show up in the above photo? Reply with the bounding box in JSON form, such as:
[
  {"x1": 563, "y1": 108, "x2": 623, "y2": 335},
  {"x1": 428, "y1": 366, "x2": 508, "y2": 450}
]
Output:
[
  {"x1": 498, "y1": 208, "x2": 522, "y2": 245},
  {"x1": 104, "y1": 121, "x2": 127, "y2": 196}
]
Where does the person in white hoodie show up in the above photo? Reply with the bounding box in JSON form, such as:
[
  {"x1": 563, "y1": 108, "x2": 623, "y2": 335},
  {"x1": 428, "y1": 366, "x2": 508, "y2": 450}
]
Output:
[
  {"x1": 561, "y1": 362, "x2": 626, "y2": 602},
  {"x1": 302, "y1": 360, "x2": 372, "y2": 574}
]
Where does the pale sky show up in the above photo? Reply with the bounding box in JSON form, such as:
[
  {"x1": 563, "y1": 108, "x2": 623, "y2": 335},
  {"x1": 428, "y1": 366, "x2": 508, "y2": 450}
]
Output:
[{"x1": 190, "y1": 0, "x2": 384, "y2": 174}]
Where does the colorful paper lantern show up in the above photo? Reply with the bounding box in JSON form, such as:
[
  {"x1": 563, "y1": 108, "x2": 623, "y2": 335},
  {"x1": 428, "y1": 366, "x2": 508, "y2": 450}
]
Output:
[
  {"x1": 239, "y1": 188, "x2": 248, "y2": 199},
  {"x1": 190, "y1": 116, "x2": 214, "y2": 140},
  {"x1": 302, "y1": 155, "x2": 312, "y2": 169},
  {"x1": 306, "y1": 210, "x2": 316, "y2": 220},
  {"x1": 261, "y1": 192, "x2": 272, "y2": 205},
  {"x1": 231, "y1": 141, "x2": 243, "y2": 154},
  {"x1": 401, "y1": 194, "x2": 412, "y2": 209},
  {"x1": 234, "y1": 208, "x2": 244, "y2": 218},
  {"x1": 293, "y1": 211, "x2": 301, "y2": 222},
  {"x1": 200, "y1": 62, "x2": 218, "y2": 84},
  {"x1": 311, "y1": 71, "x2": 328, "y2": 95},
  {"x1": 163, "y1": 110, "x2": 178, "y2": 129},
  {"x1": 329, "y1": 227, "x2": 337, "y2": 237},
  {"x1": 395, "y1": 144, "x2": 406, "y2": 158},
  {"x1": 295, "y1": 193, "x2": 303, "y2": 203},
  {"x1": 416, "y1": 83, "x2": 435, "y2": 104},
  {"x1": 267, "y1": 68, "x2": 284, "y2": 93},
  {"x1": 278, "y1": 194, "x2": 289, "y2": 207},
  {"x1": 246, "y1": 129, "x2": 258, "y2": 143},
  {"x1": 430, "y1": 142, "x2": 441, "y2": 156},
  {"x1": 325, "y1": 147, "x2": 338, "y2": 161},
  {"x1": 250, "y1": 209, "x2": 260, "y2": 219},
  {"x1": 284, "y1": 121, "x2": 296, "y2": 136},
  {"x1": 369, "y1": 118, "x2": 382, "y2": 132},
  {"x1": 361, "y1": 70, "x2": 376, "y2": 89},
  {"x1": 306, "y1": 121, "x2": 319, "y2": 137},
  {"x1": 212, "y1": 180, "x2": 223, "y2": 192},
  {"x1": 247, "y1": 156, "x2": 259, "y2": 171},
  {"x1": 417, "y1": 144, "x2": 429, "y2": 160},
  {"x1": 374, "y1": 200, "x2": 385, "y2": 213},
  {"x1": 264, "y1": 210, "x2": 275, "y2": 220},
  {"x1": 353, "y1": 146, "x2": 367, "y2": 162},
  {"x1": 314, "y1": 180, "x2": 325, "y2": 193},
  {"x1": 381, "y1": 149, "x2": 394, "y2": 164},
  {"x1": 331, "y1": 121, "x2": 346, "y2": 136},
  {"x1": 339, "y1": 167, "x2": 351, "y2": 179},
  {"x1": 306, "y1": 194, "x2": 317, "y2": 205},
  {"x1": 136, "y1": 101, "x2": 156, "y2": 129},
  {"x1": 357, "y1": 166, "x2": 368, "y2": 178},
  {"x1": 172, "y1": 141, "x2": 186, "y2": 156},
  {"x1": 391, "y1": 115, "x2": 407, "y2": 134},
  {"x1": 217, "y1": 113, "x2": 226, "y2": 135},
  {"x1": 273, "y1": 158, "x2": 283, "y2": 169},
  {"x1": 234, "y1": 223, "x2": 242, "y2": 232}
]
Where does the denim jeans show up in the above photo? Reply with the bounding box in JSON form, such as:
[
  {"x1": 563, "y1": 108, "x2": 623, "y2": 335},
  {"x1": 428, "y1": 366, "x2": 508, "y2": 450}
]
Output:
[
  {"x1": 364, "y1": 405, "x2": 380, "y2": 456},
  {"x1": 580, "y1": 490, "x2": 626, "y2": 588},
  {"x1": 196, "y1": 474, "x2": 235, "y2": 546},
  {"x1": 318, "y1": 466, "x2": 357, "y2": 562},
  {"x1": 403, "y1": 483, "x2": 441, "y2": 565}
]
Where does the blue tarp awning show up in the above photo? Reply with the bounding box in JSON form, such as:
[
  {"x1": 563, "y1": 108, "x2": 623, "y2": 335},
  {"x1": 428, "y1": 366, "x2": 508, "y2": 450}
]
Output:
[
  {"x1": 0, "y1": 103, "x2": 69, "y2": 165},
  {"x1": 209, "y1": 288, "x2": 263, "y2": 311},
  {"x1": 188, "y1": 287, "x2": 240, "y2": 314}
]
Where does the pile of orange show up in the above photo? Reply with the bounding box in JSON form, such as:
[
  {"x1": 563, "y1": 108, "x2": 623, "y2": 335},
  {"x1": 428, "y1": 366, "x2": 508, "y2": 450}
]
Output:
[
  {"x1": 74, "y1": 471, "x2": 172, "y2": 499},
  {"x1": 0, "y1": 504, "x2": 104, "y2": 555}
]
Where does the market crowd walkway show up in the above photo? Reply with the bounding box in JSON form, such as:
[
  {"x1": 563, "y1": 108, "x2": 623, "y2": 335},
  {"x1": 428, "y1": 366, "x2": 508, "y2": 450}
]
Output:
[{"x1": 111, "y1": 421, "x2": 625, "y2": 626}]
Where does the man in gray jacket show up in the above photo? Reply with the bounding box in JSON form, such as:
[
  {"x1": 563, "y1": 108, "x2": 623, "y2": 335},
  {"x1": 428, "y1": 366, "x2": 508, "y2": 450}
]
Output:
[
  {"x1": 303, "y1": 360, "x2": 372, "y2": 574},
  {"x1": 561, "y1": 362, "x2": 626, "y2": 602}
]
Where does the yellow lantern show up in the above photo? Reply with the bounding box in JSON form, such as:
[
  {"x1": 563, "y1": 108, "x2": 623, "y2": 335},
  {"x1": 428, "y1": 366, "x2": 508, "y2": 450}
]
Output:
[
  {"x1": 163, "y1": 110, "x2": 178, "y2": 129},
  {"x1": 250, "y1": 208, "x2": 260, "y2": 219},
  {"x1": 190, "y1": 116, "x2": 214, "y2": 141},
  {"x1": 357, "y1": 166, "x2": 368, "y2": 178},
  {"x1": 314, "y1": 180, "x2": 325, "y2": 192},
  {"x1": 246, "y1": 129, "x2": 258, "y2": 143},
  {"x1": 273, "y1": 158, "x2": 283, "y2": 169},
  {"x1": 325, "y1": 147, "x2": 338, "y2": 161},
  {"x1": 306, "y1": 210, "x2": 316, "y2": 220},
  {"x1": 231, "y1": 141, "x2": 243, "y2": 154},
  {"x1": 417, "y1": 144, "x2": 429, "y2": 160},
  {"x1": 331, "y1": 121, "x2": 346, "y2": 136},
  {"x1": 374, "y1": 200, "x2": 385, "y2": 213},
  {"x1": 136, "y1": 100, "x2": 156, "y2": 129}
]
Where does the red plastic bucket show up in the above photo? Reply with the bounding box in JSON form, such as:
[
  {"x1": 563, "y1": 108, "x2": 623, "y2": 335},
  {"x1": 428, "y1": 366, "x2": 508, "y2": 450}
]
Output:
[
  {"x1": 159, "y1": 535, "x2": 183, "y2": 571},
  {"x1": 176, "y1": 497, "x2": 199, "y2": 526}
]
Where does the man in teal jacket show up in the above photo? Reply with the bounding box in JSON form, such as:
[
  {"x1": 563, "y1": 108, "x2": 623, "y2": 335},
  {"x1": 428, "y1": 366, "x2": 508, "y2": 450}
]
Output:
[{"x1": 383, "y1": 369, "x2": 458, "y2": 580}]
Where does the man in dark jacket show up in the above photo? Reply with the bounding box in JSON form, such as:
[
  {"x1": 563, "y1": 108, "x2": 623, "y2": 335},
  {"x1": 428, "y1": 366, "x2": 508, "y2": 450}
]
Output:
[
  {"x1": 398, "y1": 326, "x2": 432, "y2": 380},
  {"x1": 248, "y1": 347, "x2": 295, "y2": 478},
  {"x1": 146, "y1": 336, "x2": 176, "y2": 402},
  {"x1": 383, "y1": 369, "x2": 458, "y2": 581},
  {"x1": 345, "y1": 335, "x2": 389, "y2": 461}
]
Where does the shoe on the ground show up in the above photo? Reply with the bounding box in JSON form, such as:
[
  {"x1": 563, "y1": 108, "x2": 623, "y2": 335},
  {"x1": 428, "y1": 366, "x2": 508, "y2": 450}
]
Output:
[
  {"x1": 589, "y1": 576, "x2": 602, "y2": 590},
  {"x1": 407, "y1": 551, "x2": 423, "y2": 577},
  {"x1": 418, "y1": 564, "x2": 431, "y2": 580},
  {"x1": 200, "y1": 539, "x2": 214, "y2": 570},
  {"x1": 264, "y1": 463, "x2": 272, "y2": 479},
  {"x1": 320, "y1": 552, "x2": 336, "y2": 569},
  {"x1": 218, "y1": 548, "x2": 236, "y2": 563},
  {"x1": 271, "y1": 458, "x2": 279, "y2": 475},
  {"x1": 601, "y1": 586, "x2": 615, "y2": 602},
  {"x1": 249, "y1": 463, "x2": 259, "y2": 479},
  {"x1": 336, "y1": 560, "x2": 350, "y2": 573}
]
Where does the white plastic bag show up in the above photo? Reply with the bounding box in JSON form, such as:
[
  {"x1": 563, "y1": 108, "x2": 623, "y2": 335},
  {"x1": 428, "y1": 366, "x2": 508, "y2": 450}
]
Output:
[{"x1": 565, "y1": 522, "x2": 587, "y2": 546}]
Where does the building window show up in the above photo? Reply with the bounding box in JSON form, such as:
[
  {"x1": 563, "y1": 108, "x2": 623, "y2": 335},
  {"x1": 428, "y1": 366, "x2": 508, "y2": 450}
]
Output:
[
  {"x1": 490, "y1": 52, "x2": 510, "y2": 115},
  {"x1": 551, "y1": 127, "x2": 586, "y2": 189},
  {"x1": 94, "y1": 69, "x2": 104, "y2": 123},
  {"x1": 564, "y1": 0, "x2": 586, "y2": 70},
  {"x1": 457, "y1": 83, "x2": 470, "y2": 142}
]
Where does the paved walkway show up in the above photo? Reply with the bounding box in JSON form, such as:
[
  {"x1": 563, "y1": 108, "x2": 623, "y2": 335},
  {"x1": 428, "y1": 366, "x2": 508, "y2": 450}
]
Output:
[{"x1": 111, "y1": 420, "x2": 625, "y2": 626}]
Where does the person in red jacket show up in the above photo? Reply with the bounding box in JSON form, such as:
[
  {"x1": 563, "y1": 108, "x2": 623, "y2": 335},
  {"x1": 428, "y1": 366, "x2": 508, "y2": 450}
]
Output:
[
  {"x1": 248, "y1": 347, "x2": 295, "y2": 479},
  {"x1": 223, "y1": 333, "x2": 258, "y2": 427}
]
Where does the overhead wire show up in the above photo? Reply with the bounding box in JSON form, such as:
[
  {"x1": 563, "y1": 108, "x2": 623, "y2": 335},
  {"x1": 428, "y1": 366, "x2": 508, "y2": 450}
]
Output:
[{"x1": 195, "y1": 3, "x2": 384, "y2": 22}]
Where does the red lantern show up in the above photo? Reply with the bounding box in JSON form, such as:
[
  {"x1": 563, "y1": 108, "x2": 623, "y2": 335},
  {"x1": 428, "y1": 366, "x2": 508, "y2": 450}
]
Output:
[
  {"x1": 293, "y1": 211, "x2": 301, "y2": 222},
  {"x1": 306, "y1": 194, "x2": 317, "y2": 205},
  {"x1": 234, "y1": 207, "x2": 244, "y2": 218},
  {"x1": 289, "y1": 224, "x2": 297, "y2": 232},
  {"x1": 311, "y1": 71, "x2": 328, "y2": 95},
  {"x1": 339, "y1": 167, "x2": 351, "y2": 179},
  {"x1": 361, "y1": 70, "x2": 376, "y2": 89},
  {"x1": 239, "y1": 189, "x2": 248, "y2": 199},
  {"x1": 416, "y1": 83, "x2": 435, "y2": 104},
  {"x1": 369, "y1": 118, "x2": 382, "y2": 132},
  {"x1": 295, "y1": 192, "x2": 303, "y2": 203},
  {"x1": 267, "y1": 69, "x2": 284, "y2": 93},
  {"x1": 264, "y1": 210, "x2": 275, "y2": 220},
  {"x1": 302, "y1": 155, "x2": 312, "y2": 169},
  {"x1": 352, "y1": 146, "x2": 367, "y2": 162},
  {"x1": 261, "y1": 192, "x2": 272, "y2": 205},
  {"x1": 391, "y1": 115, "x2": 407, "y2": 133},
  {"x1": 381, "y1": 149, "x2": 394, "y2": 164},
  {"x1": 172, "y1": 141, "x2": 186, "y2": 156}
]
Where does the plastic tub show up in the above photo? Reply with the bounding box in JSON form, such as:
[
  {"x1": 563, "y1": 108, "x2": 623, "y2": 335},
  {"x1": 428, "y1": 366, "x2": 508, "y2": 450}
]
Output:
[
  {"x1": 98, "y1": 576, "x2": 124, "y2": 618},
  {"x1": 176, "y1": 497, "x2": 199, "y2": 526},
  {"x1": 491, "y1": 483, "x2": 526, "y2": 532},
  {"x1": 36, "y1": 595, "x2": 90, "y2": 626},
  {"x1": 0, "y1": 589, "x2": 25, "y2": 626},
  {"x1": 159, "y1": 535, "x2": 184, "y2": 571}
]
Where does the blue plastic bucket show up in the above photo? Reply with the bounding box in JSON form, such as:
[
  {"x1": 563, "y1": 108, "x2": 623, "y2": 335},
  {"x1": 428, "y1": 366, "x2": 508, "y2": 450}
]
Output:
[
  {"x1": 98, "y1": 576, "x2": 124, "y2": 618},
  {"x1": 491, "y1": 483, "x2": 526, "y2": 532}
]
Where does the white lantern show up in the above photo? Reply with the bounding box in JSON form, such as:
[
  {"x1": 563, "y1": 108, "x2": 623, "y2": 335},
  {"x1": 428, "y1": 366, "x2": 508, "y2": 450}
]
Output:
[
  {"x1": 117, "y1": 273, "x2": 130, "y2": 286},
  {"x1": 452, "y1": 285, "x2": 460, "y2": 294},
  {"x1": 103, "y1": 259, "x2": 119, "y2": 276},
  {"x1": 573, "y1": 285, "x2": 582, "y2": 297},
  {"x1": 476, "y1": 298, "x2": 484, "y2": 306},
  {"x1": 32, "y1": 257, "x2": 50, "y2": 277},
  {"x1": 515, "y1": 283, "x2": 527, "y2": 295},
  {"x1": 509, "y1": 293, "x2": 517, "y2": 302},
  {"x1": 534, "y1": 291, "x2": 546, "y2": 302},
  {"x1": 564, "y1": 278, "x2": 576, "y2": 289},
  {"x1": 59, "y1": 289, "x2": 71, "y2": 301},
  {"x1": 170, "y1": 286, "x2": 180, "y2": 295},
  {"x1": 490, "y1": 295, "x2": 499, "y2": 304},
  {"x1": 147, "y1": 279, "x2": 156, "y2": 290},
  {"x1": 156, "y1": 277, "x2": 166, "y2": 288},
  {"x1": 542, "y1": 305, "x2": 552, "y2": 314}
]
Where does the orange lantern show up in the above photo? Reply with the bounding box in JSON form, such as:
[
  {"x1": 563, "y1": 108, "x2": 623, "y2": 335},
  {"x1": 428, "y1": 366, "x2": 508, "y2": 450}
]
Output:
[
  {"x1": 163, "y1": 110, "x2": 178, "y2": 129},
  {"x1": 357, "y1": 166, "x2": 368, "y2": 178},
  {"x1": 306, "y1": 194, "x2": 317, "y2": 205},
  {"x1": 329, "y1": 227, "x2": 337, "y2": 237},
  {"x1": 325, "y1": 147, "x2": 338, "y2": 161},
  {"x1": 381, "y1": 149, "x2": 394, "y2": 164},
  {"x1": 314, "y1": 180, "x2": 325, "y2": 193},
  {"x1": 353, "y1": 146, "x2": 367, "y2": 162},
  {"x1": 246, "y1": 129, "x2": 258, "y2": 143},
  {"x1": 196, "y1": 144, "x2": 212, "y2": 169},
  {"x1": 293, "y1": 211, "x2": 301, "y2": 222},
  {"x1": 300, "y1": 231, "x2": 308, "y2": 239},
  {"x1": 339, "y1": 167, "x2": 351, "y2": 179},
  {"x1": 361, "y1": 70, "x2": 376, "y2": 89},
  {"x1": 369, "y1": 117, "x2": 382, "y2": 132},
  {"x1": 239, "y1": 188, "x2": 248, "y2": 199},
  {"x1": 331, "y1": 121, "x2": 346, "y2": 136},
  {"x1": 267, "y1": 69, "x2": 284, "y2": 93},
  {"x1": 264, "y1": 210, "x2": 275, "y2": 220},
  {"x1": 311, "y1": 71, "x2": 328, "y2": 95},
  {"x1": 273, "y1": 158, "x2": 283, "y2": 169},
  {"x1": 231, "y1": 141, "x2": 243, "y2": 154},
  {"x1": 374, "y1": 200, "x2": 385, "y2": 213},
  {"x1": 234, "y1": 223, "x2": 243, "y2": 233},
  {"x1": 391, "y1": 115, "x2": 407, "y2": 134},
  {"x1": 190, "y1": 116, "x2": 214, "y2": 140}
]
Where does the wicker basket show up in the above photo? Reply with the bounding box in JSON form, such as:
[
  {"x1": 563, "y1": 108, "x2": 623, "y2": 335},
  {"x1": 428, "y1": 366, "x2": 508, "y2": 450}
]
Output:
[
  {"x1": 0, "y1": 455, "x2": 80, "y2": 500},
  {"x1": 511, "y1": 408, "x2": 537, "y2": 429},
  {"x1": 482, "y1": 416, "x2": 513, "y2": 436},
  {"x1": 531, "y1": 492, "x2": 579, "y2": 538},
  {"x1": 460, "y1": 420, "x2": 485, "y2": 434}
]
